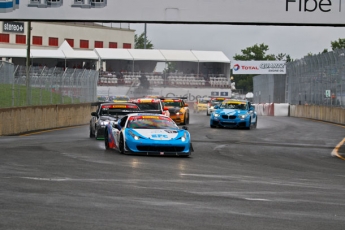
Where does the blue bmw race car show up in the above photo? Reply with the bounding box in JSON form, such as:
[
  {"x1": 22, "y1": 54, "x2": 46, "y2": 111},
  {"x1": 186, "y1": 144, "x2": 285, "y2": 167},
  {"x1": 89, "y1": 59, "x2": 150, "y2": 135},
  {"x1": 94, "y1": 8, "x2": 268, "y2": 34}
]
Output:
[
  {"x1": 210, "y1": 99, "x2": 257, "y2": 129},
  {"x1": 104, "y1": 113, "x2": 193, "y2": 157}
]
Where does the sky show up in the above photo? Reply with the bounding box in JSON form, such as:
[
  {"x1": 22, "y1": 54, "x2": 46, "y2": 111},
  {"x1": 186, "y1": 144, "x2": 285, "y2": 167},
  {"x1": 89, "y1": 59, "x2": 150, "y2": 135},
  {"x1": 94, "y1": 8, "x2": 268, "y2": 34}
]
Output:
[{"x1": 128, "y1": 23, "x2": 345, "y2": 62}]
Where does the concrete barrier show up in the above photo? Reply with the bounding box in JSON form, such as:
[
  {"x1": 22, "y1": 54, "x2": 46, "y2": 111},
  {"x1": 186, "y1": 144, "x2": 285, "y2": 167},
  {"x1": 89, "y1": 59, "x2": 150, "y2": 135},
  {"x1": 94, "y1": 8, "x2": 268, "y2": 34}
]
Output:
[
  {"x1": 290, "y1": 105, "x2": 345, "y2": 125},
  {"x1": 0, "y1": 103, "x2": 98, "y2": 136}
]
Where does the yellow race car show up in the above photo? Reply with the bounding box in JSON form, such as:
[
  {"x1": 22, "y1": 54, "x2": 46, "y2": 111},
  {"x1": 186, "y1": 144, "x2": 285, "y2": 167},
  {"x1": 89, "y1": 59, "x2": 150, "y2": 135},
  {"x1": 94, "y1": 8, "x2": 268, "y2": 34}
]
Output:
[
  {"x1": 193, "y1": 97, "x2": 211, "y2": 113},
  {"x1": 162, "y1": 98, "x2": 190, "y2": 125},
  {"x1": 108, "y1": 95, "x2": 130, "y2": 103}
]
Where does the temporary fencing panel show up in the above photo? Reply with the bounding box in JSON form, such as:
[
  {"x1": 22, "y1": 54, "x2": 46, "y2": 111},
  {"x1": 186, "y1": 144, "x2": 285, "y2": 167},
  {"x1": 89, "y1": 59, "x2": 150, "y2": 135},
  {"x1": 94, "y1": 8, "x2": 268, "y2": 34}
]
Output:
[{"x1": 0, "y1": 61, "x2": 98, "y2": 108}]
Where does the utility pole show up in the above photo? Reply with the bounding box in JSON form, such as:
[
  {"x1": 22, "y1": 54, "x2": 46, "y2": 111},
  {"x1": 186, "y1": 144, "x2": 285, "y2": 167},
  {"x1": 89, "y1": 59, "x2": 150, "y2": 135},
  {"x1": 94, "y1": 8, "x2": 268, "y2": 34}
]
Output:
[
  {"x1": 144, "y1": 23, "x2": 147, "y2": 49},
  {"x1": 26, "y1": 21, "x2": 32, "y2": 106}
]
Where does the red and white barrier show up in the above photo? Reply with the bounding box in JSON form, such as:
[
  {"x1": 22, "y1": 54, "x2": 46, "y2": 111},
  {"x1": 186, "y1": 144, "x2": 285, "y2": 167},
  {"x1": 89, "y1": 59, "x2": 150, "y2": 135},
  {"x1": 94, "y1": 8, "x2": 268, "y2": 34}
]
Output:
[{"x1": 254, "y1": 103, "x2": 289, "y2": 116}]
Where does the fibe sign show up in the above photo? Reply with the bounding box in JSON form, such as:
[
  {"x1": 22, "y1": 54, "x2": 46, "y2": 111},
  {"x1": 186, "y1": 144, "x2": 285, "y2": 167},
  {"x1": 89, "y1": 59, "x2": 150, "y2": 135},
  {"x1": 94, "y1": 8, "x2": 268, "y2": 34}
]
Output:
[
  {"x1": 286, "y1": 0, "x2": 334, "y2": 12},
  {"x1": 1, "y1": 0, "x2": 342, "y2": 27}
]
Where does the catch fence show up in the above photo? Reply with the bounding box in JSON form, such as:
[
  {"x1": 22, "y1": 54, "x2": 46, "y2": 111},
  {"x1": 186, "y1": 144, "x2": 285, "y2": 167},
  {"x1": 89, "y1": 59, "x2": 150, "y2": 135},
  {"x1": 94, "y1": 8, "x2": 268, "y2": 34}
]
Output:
[
  {"x1": 0, "y1": 61, "x2": 98, "y2": 108},
  {"x1": 286, "y1": 49, "x2": 345, "y2": 107},
  {"x1": 253, "y1": 49, "x2": 345, "y2": 108}
]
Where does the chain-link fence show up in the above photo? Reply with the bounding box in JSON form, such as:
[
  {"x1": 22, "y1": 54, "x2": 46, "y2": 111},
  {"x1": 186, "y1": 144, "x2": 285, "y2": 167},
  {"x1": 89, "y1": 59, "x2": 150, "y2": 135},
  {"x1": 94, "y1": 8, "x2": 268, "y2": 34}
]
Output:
[
  {"x1": 253, "y1": 50, "x2": 345, "y2": 108},
  {"x1": 0, "y1": 61, "x2": 98, "y2": 108},
  {"x1": 253, "y1": 74, "x2": 286, "y2": 104},
  {"x1": 286, "y1": 50, "x2": 345, "y2": 107}
]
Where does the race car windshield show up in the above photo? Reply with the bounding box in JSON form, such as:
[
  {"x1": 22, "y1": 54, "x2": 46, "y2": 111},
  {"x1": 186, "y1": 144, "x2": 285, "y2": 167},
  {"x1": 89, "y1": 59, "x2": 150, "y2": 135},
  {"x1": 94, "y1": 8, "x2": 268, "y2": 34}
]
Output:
[
  {"x1": 136, "y1": 103, "x2": 161, "y2": 110},
  {"x1": 163, "y1": 101, "x2": 182, "y2": 107},
  {"x1": 98, "y1": 96, "x2": 107, "y2": 102},
  {"x1": 100, "y1": 108, "x2": 138, "y2": 116},
  {"x1": 127, "y1": 118, "x2": 177, "y2": 129},
  {"x1": 109, "y1": 96, "x2": 129, "y2": 101},
  {"x1": 199, "y1": 99, "x2": 210, "y2": 103},
  {"x1": 220, "y1": 103, "x2": 247, "y2": 110},
  {"x1": 210, "y1": 100, "x2": 222, "y2": 106}
]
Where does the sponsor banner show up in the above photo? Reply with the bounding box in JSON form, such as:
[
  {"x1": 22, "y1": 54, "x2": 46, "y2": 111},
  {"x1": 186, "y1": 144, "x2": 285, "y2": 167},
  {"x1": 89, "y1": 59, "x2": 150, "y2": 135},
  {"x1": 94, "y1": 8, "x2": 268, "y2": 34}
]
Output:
[
  {"x1": 97, "y1": 86, "x2": 232, "y2": 102},
  {"x1": 0, "y1": 0, "x2": 343, "y2": 25},
  {"x1": 3, "y1": 21, "x2": 24, "y2": 33},
  {"x1": 231, "y1": 61, "x2": 286, "y2": 75}
]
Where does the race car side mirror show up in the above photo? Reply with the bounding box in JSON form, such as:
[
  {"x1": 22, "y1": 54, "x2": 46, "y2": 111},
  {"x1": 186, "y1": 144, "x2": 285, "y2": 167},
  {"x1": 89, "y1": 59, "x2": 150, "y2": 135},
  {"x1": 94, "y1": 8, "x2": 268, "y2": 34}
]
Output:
[
  {"x1": 112, "y1": 123, "x2": 120, "y2": 130},
  {"x1": 91, "y1": 112, "x2": 98, "y2": 116},
  {"x1": 214, "y1": 105, "x2": 219, "y2": 109},
  {"x1": 184, "y1": 103, "x2": 189, "y2": 107},
  {"x1": 163, "y1": 106, "x2": 169, "y2": 111}
]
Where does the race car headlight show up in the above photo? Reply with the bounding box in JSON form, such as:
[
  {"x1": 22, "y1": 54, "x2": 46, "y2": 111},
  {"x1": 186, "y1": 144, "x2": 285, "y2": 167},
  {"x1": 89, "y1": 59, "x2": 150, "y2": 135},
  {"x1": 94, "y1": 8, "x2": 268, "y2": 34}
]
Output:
[
  {"x1": 239, "y1": 114, "x2": 247, "y2": 119},
  {"x1": 129, "y1": 130, "x2": 140, "y2": 140},
  {"x1": 176, "y1": 112, "x2": 180, "y2": 115},
  {"x1": 181, "y1": 133, "x2": 187, "y2": 142},
  {"x1": 214, "y1": 113, "x2": 220, "y2": 117},
  {"x1": 100, "y1": 121, "x2": 109, "y2": 126}
]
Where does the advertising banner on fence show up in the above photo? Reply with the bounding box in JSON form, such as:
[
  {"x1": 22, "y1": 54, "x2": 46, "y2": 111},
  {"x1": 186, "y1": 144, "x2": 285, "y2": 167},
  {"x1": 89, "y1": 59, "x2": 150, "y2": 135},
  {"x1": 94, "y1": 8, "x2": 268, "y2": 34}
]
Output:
[
  {"x1": 231, "y1": 61, "x2": 286, "y2": 75},
  {"x1": 0, "y1": 0, "x2": 344, "y2": 25}
]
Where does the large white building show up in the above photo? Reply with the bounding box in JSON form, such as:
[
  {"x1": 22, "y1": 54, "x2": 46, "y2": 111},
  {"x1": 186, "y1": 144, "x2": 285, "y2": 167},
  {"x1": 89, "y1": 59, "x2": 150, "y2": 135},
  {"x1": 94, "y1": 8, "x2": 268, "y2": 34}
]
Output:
[
  {"x1": 0, "y1": 21, "x2": 135, "y2": 68},
  {"x1": 0, "y1": 21, "x2": 134, "y2": 50}
]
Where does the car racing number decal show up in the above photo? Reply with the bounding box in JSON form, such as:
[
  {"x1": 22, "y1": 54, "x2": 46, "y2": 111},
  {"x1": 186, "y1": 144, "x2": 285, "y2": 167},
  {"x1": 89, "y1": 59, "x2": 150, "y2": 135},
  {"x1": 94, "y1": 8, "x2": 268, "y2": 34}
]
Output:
[
  {"x1": 129, "y1": 115, "x2": 171, "y2": 121},
  {"x1": 151, "y1": 134, "x2": 169, "y2": 138}
]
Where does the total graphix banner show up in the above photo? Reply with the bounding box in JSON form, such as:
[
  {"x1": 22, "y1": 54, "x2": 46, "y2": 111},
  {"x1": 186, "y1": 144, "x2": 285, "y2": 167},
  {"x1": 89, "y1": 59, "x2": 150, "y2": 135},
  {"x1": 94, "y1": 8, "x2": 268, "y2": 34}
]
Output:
[{"x1": 231, "y1": 61, "x2": 286, "y2": 75}]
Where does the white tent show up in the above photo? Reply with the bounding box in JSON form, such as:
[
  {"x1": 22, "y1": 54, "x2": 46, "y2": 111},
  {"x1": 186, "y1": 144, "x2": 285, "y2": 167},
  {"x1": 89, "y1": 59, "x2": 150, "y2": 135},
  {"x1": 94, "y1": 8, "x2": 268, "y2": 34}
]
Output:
[
  {"x1": 128, "y1": 49, "x2": 166, "y2": 61},
  {"x1": 191, "y1": 50, "x2": 230, "y2": 63},
  {"x1": 61, "y1": 50, "x2": 99, "y2": 60},
  {"x1": 95, "y1": 48, "x2": 133, "y2": 60},
  {"x1": 30, "y1": 49, "x2": 65, "y2": 59},
  {"x1": 0, "y1": 48, "x2": 26, "y2": 58},
  {"x1": 159, "y1": 50, "x2": 199, "y2": 62}
]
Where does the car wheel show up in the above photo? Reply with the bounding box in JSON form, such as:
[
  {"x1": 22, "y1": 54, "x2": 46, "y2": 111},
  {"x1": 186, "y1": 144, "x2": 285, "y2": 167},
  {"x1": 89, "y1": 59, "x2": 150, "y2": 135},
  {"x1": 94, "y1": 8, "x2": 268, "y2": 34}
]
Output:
[
  {"x1": 246, "y1": 119, "x2": 252, "y2": 130},
  {"x1": 186, "y1": 113, "x2": 190, "y2": 125},
  {"x1": 253, "y1": 117, "x2": 258, "y2": 129},
  {"x1": 119, "y1": 135, "x2": 125, "y2": 154},
  {"x1": 95, "y1": 128, "x2": 99, "y2": 139},
  {"x1": 207, "y1": 110, "x2": 210, "y2": 116},
  {"x1": 89, "y1": 125, "x2": 95, "y2": 138},
  {"x1": 104, "y1": 129, "x2": 110, "y2": 150},
  {"x1": 210, "y1": 125, "x2": 216, "y2": 128}
]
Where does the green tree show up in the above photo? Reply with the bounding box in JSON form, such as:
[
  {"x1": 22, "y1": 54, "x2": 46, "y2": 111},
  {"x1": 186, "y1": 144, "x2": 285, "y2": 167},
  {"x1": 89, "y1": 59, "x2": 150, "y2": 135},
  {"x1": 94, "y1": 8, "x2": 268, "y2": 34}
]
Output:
[
  {"x1": 286, "y1": 54, "x2": 293, "y2": 62},
  {"x1": 163, "y1": 62, "x2": 176, "y2": 73},
  {"x1": 331, "y1": 38, "x2": 345, "y2": 50},
  {"x1": 134, "y1": 32, "x2": 154, "y2": 49},
  {"x1": 233, "y1": 43, "x2": 276, "y2": 61},
  {"x1": 232, "y1": 43, "x2": 275, "y2": 93}
]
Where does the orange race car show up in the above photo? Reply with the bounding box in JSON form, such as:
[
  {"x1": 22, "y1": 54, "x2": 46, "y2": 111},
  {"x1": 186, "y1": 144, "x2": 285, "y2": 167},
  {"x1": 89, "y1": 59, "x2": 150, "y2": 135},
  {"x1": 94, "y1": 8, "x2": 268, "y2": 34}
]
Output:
[{"x1": 162, "y1": 97, "x2": 190, "y2": 125}]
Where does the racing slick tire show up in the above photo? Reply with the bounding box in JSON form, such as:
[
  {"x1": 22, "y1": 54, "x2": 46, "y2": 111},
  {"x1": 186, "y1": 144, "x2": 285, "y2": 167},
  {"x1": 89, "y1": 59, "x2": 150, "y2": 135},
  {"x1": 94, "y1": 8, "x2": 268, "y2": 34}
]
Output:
[
  {"x1": 89, "y1": 125, "x2": 95, "y2": 138},
  {"x1": 253, "y1": 117, "x2": 258, "y2": 129},
  {"x1": 95, "y1": 127, "x2": 99, "y2": 139},
  {"x1": 119, "y1": 135, "x2": 125, "y2": 154},
  {"x1": 210, "y1": 125, "x2": 216, "y2": 128},
  {"x1": 182, "y1": 113, "x2": 189, "y2": 125},
  {"x1": 246, "y1": 119, "x2": 252, "y2": 130},
  {"x1": 104, "y1": 129, "x2": 110, "y2": 150}
]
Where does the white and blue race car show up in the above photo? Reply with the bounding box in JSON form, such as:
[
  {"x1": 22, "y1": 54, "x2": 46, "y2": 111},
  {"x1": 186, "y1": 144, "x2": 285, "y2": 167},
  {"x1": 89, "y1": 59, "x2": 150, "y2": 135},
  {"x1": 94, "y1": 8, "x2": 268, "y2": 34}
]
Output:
[
  {"x1": 210, "y1": 99, "x2": 257, "y2": 129},
  {"x1": 104, "y1": 113, "x2": 193, "y2": 157}
]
